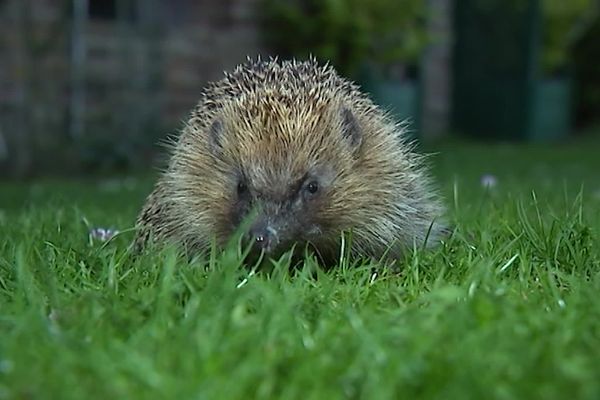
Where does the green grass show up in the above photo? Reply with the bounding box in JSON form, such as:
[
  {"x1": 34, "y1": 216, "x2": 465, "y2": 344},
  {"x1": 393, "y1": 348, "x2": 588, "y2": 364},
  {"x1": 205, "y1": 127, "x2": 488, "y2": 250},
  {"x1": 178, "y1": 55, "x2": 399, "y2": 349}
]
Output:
[{"x1": 1, "y1": 139, "x2": 600, "y2": 399}]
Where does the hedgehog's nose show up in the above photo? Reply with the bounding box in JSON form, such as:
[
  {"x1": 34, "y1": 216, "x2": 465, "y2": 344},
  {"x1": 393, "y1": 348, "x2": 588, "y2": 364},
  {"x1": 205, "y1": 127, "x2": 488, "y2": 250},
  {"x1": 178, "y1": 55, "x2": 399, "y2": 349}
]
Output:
[{"x1": 249, "y1": 223, "x2": 278, "y2": 253}]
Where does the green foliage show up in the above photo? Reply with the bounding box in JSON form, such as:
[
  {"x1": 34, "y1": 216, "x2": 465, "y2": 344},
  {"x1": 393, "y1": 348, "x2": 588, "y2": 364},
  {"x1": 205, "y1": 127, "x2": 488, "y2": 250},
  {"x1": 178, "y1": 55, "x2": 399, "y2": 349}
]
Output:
[
  {"x1": 541, "y1": 0, "x2": 598, "y2": 74},
  {"x1": 573, "y1": 15, "x2": 600, "y2": 128},
  {"x1": 1, "y1": 138, "x2": 600, "y2": 398},
  {"x1": 258, "y1": 0, "x2": 429, "y2": 78}
]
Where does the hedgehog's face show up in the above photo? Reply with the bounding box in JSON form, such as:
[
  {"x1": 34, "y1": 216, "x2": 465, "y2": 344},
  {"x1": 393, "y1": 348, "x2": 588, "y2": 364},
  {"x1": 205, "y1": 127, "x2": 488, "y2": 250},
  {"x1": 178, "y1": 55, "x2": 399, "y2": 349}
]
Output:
[
  {"x1": 229, "y1": 165, "x2": 337, "y2": 259},
  {"x1": 204, "y1": 101, "x2": 364, "y2": 260}
]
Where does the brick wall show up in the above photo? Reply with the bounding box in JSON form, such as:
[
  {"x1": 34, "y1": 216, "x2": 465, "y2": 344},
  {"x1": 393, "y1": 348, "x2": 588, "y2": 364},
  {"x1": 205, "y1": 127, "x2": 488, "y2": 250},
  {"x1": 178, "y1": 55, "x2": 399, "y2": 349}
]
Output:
[
  {"x1": 161, "y1": 0, "x2": 264, "y2": 122},
  {"x1": 0, "y1": 0, "x2": 264, "y2": 169}
]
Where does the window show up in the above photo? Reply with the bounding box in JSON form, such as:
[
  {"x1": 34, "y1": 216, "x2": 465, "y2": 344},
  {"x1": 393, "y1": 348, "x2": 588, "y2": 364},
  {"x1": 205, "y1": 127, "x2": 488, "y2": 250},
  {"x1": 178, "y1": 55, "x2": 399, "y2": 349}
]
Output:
[
  {"x1": 89, "y1": 0, "x2": 117, "y2": 20},
  {"x1": 88, "y1": 0, "x2": 136, "y2": 21}
]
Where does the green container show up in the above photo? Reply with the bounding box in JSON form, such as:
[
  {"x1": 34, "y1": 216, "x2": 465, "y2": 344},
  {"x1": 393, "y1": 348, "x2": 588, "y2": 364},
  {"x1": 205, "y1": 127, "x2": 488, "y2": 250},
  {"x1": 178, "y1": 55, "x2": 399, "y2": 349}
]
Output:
[
  {"x1": 357, "y1": 65, "x2": 420, "y2": 138},
  {"x1": 371, "y1": 80, "x2": 419, "y2": 130},
  {"x1": 530, "y1": 78, "x2": 572, "y2": 141}
]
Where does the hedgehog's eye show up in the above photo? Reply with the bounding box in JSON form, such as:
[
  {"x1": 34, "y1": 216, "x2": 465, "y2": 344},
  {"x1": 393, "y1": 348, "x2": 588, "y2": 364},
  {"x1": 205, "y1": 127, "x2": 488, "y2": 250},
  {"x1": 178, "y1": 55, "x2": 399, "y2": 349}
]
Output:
[
  {"x1": 306, "y1": 181, "x2": 319, "y2": 195},
  {"x1": 237, "y1": 181, "x2": 248, "y2": 195}
]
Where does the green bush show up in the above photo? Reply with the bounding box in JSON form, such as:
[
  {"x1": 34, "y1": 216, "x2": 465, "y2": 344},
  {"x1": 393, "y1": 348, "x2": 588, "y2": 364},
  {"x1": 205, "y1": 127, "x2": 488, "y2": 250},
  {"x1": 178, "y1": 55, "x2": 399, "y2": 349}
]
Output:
[
  {"x1": 258, "y1": 0, "x2": 429, "y2": 79},
  {"x1": 541, "y1": 0, "x2": 598, "y2": 74},
  {"x1": 573, "y1": 16, "x2": 600, "y2": 127}
]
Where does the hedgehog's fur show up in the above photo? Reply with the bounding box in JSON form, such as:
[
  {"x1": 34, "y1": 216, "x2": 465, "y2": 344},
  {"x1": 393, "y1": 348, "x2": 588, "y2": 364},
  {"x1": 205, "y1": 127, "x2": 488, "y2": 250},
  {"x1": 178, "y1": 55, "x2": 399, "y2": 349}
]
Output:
[{"x1": 135, "y1": 58, "x2": 446, "y2": 264}]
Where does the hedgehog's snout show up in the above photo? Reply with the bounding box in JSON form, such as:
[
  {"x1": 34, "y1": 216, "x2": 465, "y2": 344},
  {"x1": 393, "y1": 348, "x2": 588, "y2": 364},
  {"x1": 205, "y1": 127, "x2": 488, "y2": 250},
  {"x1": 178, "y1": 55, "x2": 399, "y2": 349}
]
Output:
[{"x1": 248, "y1": 220, "x2": 280, "y2": 254}]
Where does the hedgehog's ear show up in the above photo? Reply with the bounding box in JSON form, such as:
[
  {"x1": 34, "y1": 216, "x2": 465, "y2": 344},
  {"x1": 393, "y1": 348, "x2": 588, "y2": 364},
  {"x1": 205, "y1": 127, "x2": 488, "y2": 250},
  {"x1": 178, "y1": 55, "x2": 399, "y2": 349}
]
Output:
[
  {"x1": 208, "y1": 119, "x2": 224, "y2": 154},
  {"x1": 340, "y1": 107, "x2": 362, "y2": 150}
]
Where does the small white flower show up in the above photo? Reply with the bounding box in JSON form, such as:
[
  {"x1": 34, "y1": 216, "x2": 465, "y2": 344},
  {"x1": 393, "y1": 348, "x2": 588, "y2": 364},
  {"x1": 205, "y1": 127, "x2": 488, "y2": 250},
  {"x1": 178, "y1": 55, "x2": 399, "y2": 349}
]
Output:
[
  {"x1": 480, "y1": 174, "x2": 498, "y2": 188},
  {"x1": 89, "y1": 227, "x2": 119, "y2": 242}
]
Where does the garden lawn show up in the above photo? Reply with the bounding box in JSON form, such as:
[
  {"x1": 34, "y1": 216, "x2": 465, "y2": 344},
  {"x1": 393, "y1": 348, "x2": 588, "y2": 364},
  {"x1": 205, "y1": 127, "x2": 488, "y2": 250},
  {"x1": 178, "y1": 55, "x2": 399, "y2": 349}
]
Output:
[{"x1": 1, "y1": 138, "x2": 600, "y2": 399}]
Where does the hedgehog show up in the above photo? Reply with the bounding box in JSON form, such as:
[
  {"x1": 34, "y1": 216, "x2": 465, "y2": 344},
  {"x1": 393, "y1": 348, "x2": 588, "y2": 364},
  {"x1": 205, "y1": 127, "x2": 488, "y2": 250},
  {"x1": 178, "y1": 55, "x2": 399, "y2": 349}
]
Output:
[{"x1": 134, "y1": 58, "x2": 446, "y2": 265}]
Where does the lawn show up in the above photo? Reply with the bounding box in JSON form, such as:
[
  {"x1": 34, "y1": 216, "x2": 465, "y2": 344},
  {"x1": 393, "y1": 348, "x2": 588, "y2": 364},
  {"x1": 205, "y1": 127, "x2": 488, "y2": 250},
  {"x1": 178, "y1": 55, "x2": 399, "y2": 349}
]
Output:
[{"x1": 1, "y1": 138, "x2": 600, "y2": 399}]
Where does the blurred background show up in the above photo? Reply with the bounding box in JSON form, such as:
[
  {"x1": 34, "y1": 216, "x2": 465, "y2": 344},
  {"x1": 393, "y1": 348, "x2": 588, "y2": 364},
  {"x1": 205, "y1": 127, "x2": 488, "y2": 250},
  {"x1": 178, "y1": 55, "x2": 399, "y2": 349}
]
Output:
[{"x1": 0, "y1": 0, "x2": 598, "y2": 179}]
